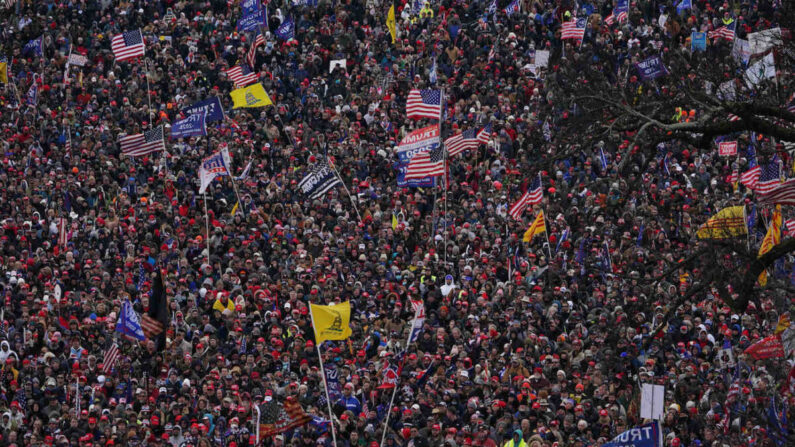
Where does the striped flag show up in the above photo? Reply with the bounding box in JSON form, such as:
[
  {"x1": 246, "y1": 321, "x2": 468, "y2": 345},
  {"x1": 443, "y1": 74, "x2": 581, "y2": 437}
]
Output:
[
  {"x1": 101, "y1": 343, "x2": 120, "y2": 374},
  {"x1": 112, "y1": 29, "x2": 145, "y2": 62},
  {"x1": 758, "y1": 179, "x2": 795, "y2": 206},
  {"x1": 741, "y1": 164, "x2": 762, "y2": 189},
  {"x1": 247, "y1": 34, "x2": 266, "y2": 69},
  {"x1": 298, "y1": 159, "x2": 341, "y2": 199},
  {"x1": 708, "y1": 21, "x2": 736, "y2": 41},
  {"x1": 445, "y1": 127, "x2": 488, "y2": 157},
  {"x1": 406, "y1": 89, "x2": 442, "y2": 120},
  {"x1": 785, "y1": 218, "x2": 795, "y2": 237},
  {"x1": 508, "y1": 177, "x2": 543, "y2": 220},
  {"x1": 561, "y1": 18, "x2": 587, "y2": 40},
  {"x1": 604, "y1": 0, "x2": 628, "y2": 25},
  {"x1": 756, "y1": 160, "x2": 782, "y2": 194},
  {"x1": 405, "y1": 146, "x2": 445, "y2": 180},
  {"x1": 226, "y1": 64, "x2": 258, "y2": 87},
  {"x1": 119, "y1": 126, "x2": 166, "y2": 157},
  {"x1": 58, "y1": 217, "x2": 68, "y2": 247},
  {"x1": 477, "y1": 124, "x2": 492, "y2": 144},
  {"x1": 728, "y1": 113, "x2": 741, "y2": 122},
  {"x1": 141, "y1": 315, "x2": 164, "y2": 340},
  {"x1": 141, "y1": 270, "x2": 168, "y2": 349},
  {"x1": 522, "y1": 211, "x2": 547, "y2": 242}
]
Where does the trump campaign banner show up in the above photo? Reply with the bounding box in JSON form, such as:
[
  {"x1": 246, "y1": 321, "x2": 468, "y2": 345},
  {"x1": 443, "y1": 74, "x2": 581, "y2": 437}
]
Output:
[
  {"x1": 238, "y1": 10, "x2": 267, "y2": 32},
  {"x1": 745, "y1": 334, "x2": 785, "y2": 360},
  {"x1": 635, "y1": 56, "x2": 669, "y2": 81},
  {"x1": 198, "y1": 151, "x2": 230, "y2": 193},
  {"x1": 691, "y1": 32, "x2": 707, "y2": 52},
  {"x1": 170, "y1": 112, "x2": 207, "y2": 139},
  {"x1": 602, "y1": 421, "x2": 662, "y2": 447},
  {"x1": 395, "y1": 126, "x2": 440, "y2": 188},
  {"x1": 182, "y1": 97, "x2": 225, "y2": 123},
  {"x1": 718, "y1": 141, "x2": 738, "y2": 156}
]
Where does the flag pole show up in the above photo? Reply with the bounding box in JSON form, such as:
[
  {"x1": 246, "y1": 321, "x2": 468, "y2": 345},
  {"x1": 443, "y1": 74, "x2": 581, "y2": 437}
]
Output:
[
  {"x1": 223, "y1": 153, "x2": 247, "y2": 218},
  {"x1": 309, "y1": 306, "x2": 338, "y2": 447},
  {"x1": 144, "y1": 55, "x2": 153, "y2": 129},
  {"x1": 579, "y1": 18, "x2": 589, "y2": 50},
  {"x1": 253, "y1": 404, "x2": 261, "y2": 445},
  {"x1": 380, "y1": 307, "x2": 420, "y2": 447},
  {"x1": 327, "y1": 153, "x2": 363, "y2": 222},
  {"x1": 203, "y1": 192, "x2": 211, "y2": 266},
  {"x1": 440, "y1": 88, "x2": 448, "y2": 267},
  {"x1": 539, "y1": 173, "x2": 553, "y2": 260}
]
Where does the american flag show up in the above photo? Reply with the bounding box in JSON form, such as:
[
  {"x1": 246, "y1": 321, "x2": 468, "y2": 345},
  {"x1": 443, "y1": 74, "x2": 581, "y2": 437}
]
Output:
[
  {"x1": 728, "y1": 167, "x2": 739, "y2": 184},
  {"x1": 445, "y1": 126, "x2": 491, "y2": 157},
  {"x1": 406, "y1": 89, "x2": 442, "y2": 120},
  {"x1": 58, "y1": 217, "x2": 68, "y2": 247},
  {"x1": 604, "y1": 0, "x2": 628, "y2": 25},
  {"x1": 508, "y1": 177, "x2": 543, "y2": 220},
  {"x1": 102, "y1": 343, "x2": 120, "y2": 374},
  {"x1": 111, "y1": 29, "x2": 145, "y2": 62},
  {"x1": 756, "y1": 160, "x2": 781, "y2": 194},
  {"x1": 728, "y1": 113, "x2": 741, "y2": 122},
  {"x1": 141, "y1": 314, "x2": 164, "y2": 340},
  {"x1": 226, "y1": 64, "x2": 258, "y2": 87},
  {"x1": 119, "y1": 126, "x2": 166, "y2": 157},
  {"x1": 757, "y1": 179, "x2": 795, "y2": 206},
  {"x1": 247, "y1": 34, "x2": 265, "y2": 69},
  {"x1": 785, "y1": 218, "x2": 795, "y2": 237},
  {"x1": 708, "y1": 21, "x2": 736, "y2": 41},
  {"x1": 561, "y1": 17, "x2": 587, "y2": 40},
  {"x1": 405, "y1": 146, "x2": 445, "y2": 180},
  {"x1": 740, "y1": 164, "x2": 762, "y2": 189},
  {"x1": 488, "y1": 44, "x2": 497, "y2": 62}
]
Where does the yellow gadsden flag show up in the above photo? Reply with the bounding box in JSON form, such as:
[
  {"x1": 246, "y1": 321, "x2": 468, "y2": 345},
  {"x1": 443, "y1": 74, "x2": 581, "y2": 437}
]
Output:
[
  {"x1": 310, "y1": 301, "x2": 353, "y2": 344},
  {"x1": 0, "y1": 60, "x2": 7, "y2": 84},
  {"x1": 387, "y1": 2, "x2": 397, "y2": 44},
  {"x1": 696, "y1": 206, "x2": 747, "y2": 239},
  {"x1": 230, "y1": 83, "x2": 272, "y2": 109},
  {"x1": 757, "y1": 205, "x2": 781, "y2": 286},
  {"x1": 523, "y1": 211, "x2": 546, "y2": 242}
]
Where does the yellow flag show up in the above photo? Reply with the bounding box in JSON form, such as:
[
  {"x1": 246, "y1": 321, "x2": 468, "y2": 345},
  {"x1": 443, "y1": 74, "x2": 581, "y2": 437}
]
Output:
[
  {"x1": 696, "y1": 206, "x2": 747, "y2": 239},
  {"x1": 0, "y1": 62, "x2": 7, "y2": 84},
  {"x1": 774, "y1": 313, "x2": 791, "y2": 335},
  {"x1": 523, "y1": 211, "x2": 546, "y2": 242},
  {"x1": 230, "y1": 201, "x2": 239, "y2": 217},
  {"x1": 757, "y1": 205, "x2": 781, "y2": 286},
  {"x1": 230, "y1": 83, "x2": 273, "y2": 109},
  {"x1": 387, "y1": 3, "x2": 397, "y2": 44},
  {"x1": 392, "y1": 213, "x2": 398, "y2": 230},
  {"x1": 310, "y1": 301, "x2": 353, "y2": 344}
]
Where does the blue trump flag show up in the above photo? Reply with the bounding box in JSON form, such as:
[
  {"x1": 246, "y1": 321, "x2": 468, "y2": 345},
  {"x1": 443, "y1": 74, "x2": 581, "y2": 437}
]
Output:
[
  {"x1": 237, "y1": 10, "x2": 267, "y2": 32},
  {"x1": 170, "y1": 111, "x2": 207, "y2": 139},
  {"x1": 23, "y1": 36, "x2": 43, "y2": 57},
  {"x1": 602, "y1": 421, "x2": 662, "y2": 447},
  {"x1": 691, "y1": 32, "x2": 707, "y2": 51},
  {"x1": 635, "y1": 55, "x2": 669, "y2": 81},
  {"x1": 241, "y1": 0, "x2": 260, "y2": 15},
  {"x1": 115, "y1": 300, "x2": 146, "y2": 341},
  {"x1": 26, "y1": 83, "x2": 38, "y2": 106},
  {"x1": 182, "y1": 97, "x2": 225, "y2": 122},
  {"x1": 275, "y1": 18, "x2": 295, "y2": 41},
  {"x1": 676, "y1": 0, "x2": 692, "y2": 14}
]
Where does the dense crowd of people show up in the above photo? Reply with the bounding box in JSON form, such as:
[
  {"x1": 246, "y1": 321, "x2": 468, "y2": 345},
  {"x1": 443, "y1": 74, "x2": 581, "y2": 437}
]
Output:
[{"x1": 0, "y1": 0, "x2": 793, "y2": 447}]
